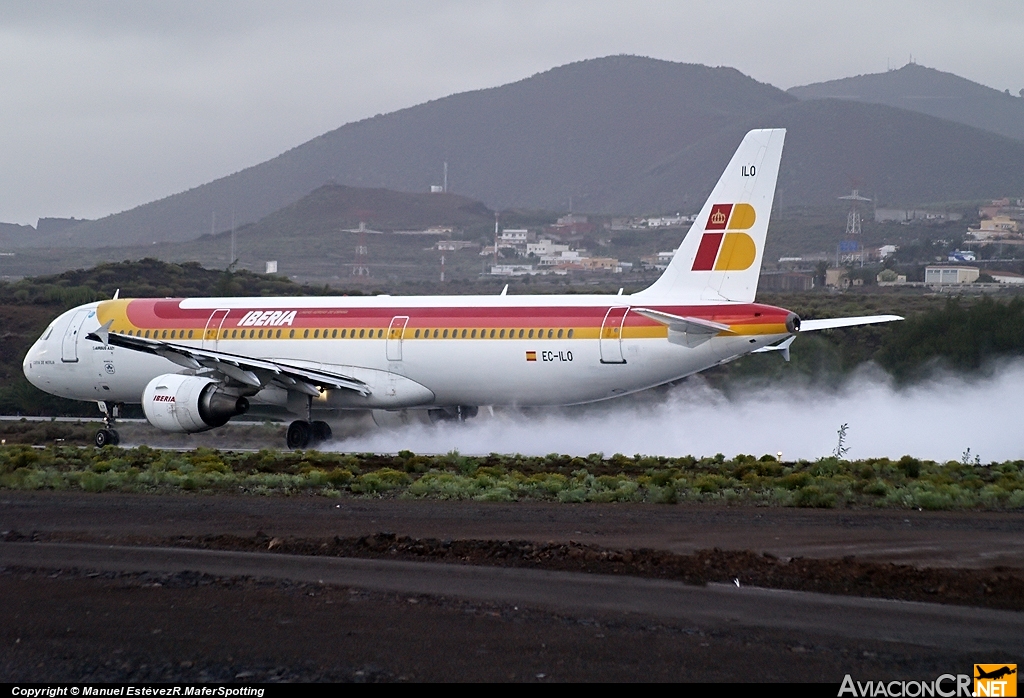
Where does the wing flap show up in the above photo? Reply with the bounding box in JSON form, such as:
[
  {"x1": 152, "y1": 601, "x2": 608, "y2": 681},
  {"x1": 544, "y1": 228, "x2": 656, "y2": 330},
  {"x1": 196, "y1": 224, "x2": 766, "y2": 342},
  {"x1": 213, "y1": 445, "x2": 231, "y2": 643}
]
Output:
[{"x1": 87, "y1": 331, "x2": 371, "y2": 396}]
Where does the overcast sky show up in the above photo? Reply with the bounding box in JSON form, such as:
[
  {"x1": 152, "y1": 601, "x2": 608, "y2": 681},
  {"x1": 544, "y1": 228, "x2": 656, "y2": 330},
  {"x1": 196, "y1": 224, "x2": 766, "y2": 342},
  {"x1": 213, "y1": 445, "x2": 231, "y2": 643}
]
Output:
[{"x1": 1, "y1": 0, "x2": 1021, "y2": 226}]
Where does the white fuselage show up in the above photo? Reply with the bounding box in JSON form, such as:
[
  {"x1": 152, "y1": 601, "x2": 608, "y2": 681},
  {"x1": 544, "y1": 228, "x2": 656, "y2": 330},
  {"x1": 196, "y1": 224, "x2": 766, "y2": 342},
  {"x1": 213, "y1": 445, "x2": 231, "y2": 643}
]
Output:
[{"x1": 22, "y1": 293, "x2": 791, "y2": 414}]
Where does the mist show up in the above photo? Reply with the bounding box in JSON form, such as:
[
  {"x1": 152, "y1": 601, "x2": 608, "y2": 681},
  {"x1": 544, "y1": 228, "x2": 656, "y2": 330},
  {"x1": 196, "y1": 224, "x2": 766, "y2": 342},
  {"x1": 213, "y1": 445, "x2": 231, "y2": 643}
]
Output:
[{"x1": 333, "y1": 361, "x2": 1024, "y2": 463}]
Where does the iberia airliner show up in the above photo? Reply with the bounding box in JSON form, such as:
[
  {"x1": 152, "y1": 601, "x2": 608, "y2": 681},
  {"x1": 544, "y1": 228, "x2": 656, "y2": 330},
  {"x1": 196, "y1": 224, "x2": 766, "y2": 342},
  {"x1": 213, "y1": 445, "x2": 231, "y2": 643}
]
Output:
[{"x1": 22, "y1": 129, "x2": 900, "y2": 448}]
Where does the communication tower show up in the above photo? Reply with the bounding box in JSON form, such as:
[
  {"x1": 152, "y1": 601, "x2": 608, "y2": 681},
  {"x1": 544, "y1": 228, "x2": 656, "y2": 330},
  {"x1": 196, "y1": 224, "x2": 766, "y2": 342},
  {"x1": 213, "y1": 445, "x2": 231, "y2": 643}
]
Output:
[
  {"x1": 352, "y1": 221, "x2": 370, "y2": 277},
  {"x1": 838, "y1": 189, "x2": 872, "y2": 266},
  {"x1": 839, "y1": 189, "x2": 871, "y2": 238}
]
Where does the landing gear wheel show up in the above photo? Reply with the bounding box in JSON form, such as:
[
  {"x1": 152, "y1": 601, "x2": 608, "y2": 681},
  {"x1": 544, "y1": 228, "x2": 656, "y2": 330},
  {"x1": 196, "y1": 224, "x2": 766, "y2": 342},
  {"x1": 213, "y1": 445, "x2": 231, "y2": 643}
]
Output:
[
  {"x1": 94, "y1": 429, "x2": 116, "y2": 448},
  {"x1": 311, "y1": 420, "x2": 332, "y2": 443},
  {"x1": 287, "y1": 420, "x2": 312, "y2": 449},
  {"x1": 108, "y1": 429, "x2": 120, "y2": 446}
]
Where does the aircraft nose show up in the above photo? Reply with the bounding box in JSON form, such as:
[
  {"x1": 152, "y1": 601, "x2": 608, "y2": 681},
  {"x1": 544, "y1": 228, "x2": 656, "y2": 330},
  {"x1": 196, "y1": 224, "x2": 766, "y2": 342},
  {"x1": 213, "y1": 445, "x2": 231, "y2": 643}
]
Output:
[{"x1": 22, "y1": 340, "x2": 48, "y2": 391}]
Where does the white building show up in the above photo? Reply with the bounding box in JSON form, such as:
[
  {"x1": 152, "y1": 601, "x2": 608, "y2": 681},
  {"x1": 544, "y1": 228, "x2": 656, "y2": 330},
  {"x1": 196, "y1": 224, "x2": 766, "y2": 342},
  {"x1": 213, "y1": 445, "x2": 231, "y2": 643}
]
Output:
[
  {"x1": 498, "y1": 229, "x2": 529, "y2": 253},
  {"x1": 925, "y1": 266, "x2": 979, "y2": 284},
  {"x1": 527, "y1": 239, "x2": 569, "y2": 257},
  {"x1": 988, "y1": 271, "x2": 1024, "y2": 285}
]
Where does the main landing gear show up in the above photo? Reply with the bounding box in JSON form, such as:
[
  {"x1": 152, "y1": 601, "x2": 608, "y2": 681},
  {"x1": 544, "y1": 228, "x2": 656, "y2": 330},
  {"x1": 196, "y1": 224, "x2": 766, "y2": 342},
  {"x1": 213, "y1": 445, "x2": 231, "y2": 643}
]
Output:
[
  {"x1": 286, "y1": 420, "x2": 332, "y2": 449},
  {"x1": 95, "y1": 401, "x2": 123, "y2": 447}
]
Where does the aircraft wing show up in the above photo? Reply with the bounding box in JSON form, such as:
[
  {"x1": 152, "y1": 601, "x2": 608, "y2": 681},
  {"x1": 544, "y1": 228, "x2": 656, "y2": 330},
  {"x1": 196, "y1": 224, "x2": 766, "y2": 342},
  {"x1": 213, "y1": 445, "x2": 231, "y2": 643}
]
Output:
[
  {"x1": 799, "y1": 315, "x2": 903, "y2": 332},
  {"x1": 87, "y1": 323, "x2": 370, "y2": 397},
  {"x1": 631, "y1": 308, "x2": 734, "y2": 348}
]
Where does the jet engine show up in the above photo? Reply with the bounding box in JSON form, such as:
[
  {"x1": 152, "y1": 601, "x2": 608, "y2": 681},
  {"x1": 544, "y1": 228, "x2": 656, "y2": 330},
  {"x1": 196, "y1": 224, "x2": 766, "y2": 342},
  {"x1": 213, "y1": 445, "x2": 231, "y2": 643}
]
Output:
[{"x1": 142, "y1": 374, "x2": 249, "y2": 433}]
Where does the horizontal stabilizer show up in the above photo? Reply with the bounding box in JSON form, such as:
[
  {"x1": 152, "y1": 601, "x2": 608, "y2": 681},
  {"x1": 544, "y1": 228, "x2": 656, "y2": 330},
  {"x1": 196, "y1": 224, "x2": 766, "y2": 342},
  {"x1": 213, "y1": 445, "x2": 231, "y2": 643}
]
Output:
[
  {"x1": 632, "y1": 307, "x2": 733, "y2": 348},
  {"x1": 751, "y1": 335, "x2": 796, "y2": 361},
  {"x1": 799, "y1": 315, "x2": 903, "y2": 332}
]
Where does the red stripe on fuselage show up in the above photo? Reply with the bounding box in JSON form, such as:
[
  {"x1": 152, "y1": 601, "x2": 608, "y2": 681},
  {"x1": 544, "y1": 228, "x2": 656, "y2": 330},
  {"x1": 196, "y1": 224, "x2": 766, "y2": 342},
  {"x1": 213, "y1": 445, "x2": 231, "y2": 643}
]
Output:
[{"x1": 121, "y1": 298, "x2": 791, "y2": 330}]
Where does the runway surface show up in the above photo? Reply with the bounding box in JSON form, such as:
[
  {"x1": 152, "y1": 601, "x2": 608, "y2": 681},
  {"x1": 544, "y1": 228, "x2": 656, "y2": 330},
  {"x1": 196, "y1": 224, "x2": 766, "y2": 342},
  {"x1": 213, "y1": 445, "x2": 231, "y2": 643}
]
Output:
[
  {"x1": 1, "y1": 490, "x2": 1021, "y2": 681},
  {"x1": 2, "y1": 541, "x2": 1022, "y2": 654}
]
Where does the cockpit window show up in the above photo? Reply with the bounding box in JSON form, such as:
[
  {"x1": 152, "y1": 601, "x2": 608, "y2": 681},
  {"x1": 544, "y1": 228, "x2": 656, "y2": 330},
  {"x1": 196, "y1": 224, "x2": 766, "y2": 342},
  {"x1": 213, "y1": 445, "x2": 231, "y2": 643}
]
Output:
[{"x1": 41, "y1": 323, "x2": 55, "y2": 340}]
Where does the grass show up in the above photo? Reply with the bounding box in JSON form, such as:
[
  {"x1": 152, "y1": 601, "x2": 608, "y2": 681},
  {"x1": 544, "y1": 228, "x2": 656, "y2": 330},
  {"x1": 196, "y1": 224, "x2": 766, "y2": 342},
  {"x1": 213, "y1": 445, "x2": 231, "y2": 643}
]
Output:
[{"x1": 1, "y1": 445, "x2": 1023, "y2": 510}]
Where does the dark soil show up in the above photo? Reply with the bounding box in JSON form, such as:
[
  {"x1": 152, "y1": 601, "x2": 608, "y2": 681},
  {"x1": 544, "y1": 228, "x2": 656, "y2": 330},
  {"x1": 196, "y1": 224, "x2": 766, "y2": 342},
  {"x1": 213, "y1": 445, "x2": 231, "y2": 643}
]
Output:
[
  {"x1": 0, "y1": 565, "x2": 992, "y2": 683},
  {"x1": 157, "y1": 532, "x2": 1024, "y2": 612}
]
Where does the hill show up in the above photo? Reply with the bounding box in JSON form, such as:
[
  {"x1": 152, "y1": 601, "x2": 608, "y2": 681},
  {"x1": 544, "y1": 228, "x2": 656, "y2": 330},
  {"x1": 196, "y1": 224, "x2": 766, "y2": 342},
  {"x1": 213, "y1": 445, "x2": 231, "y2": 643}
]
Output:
[
  {"x1": 253, "y1": 185, "x2": 494, "y2": 234},
  {"x1": 620, "y1": 98, "x2": 1024, "y2": 211},
  {"x1": 788, "y1": 63, "x2": 1024, "y2": 142},
  {"x1": 27, "y1": 56, "x2": 794, "y2": 248},
  {"x1": 23, "y1": 57, "x2": 1024, "y2": 250}
]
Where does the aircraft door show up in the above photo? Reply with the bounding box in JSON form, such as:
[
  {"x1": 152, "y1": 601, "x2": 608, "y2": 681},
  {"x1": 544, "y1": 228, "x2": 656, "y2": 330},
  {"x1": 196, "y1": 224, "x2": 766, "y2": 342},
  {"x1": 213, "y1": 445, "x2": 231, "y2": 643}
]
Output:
[
  {"x1": 599, "y1": 306, "x2": 629, "y2": 364},
  {"x1": 203, "y1": 309, "x2": 230, "y2": 350},
  {"x1": 386, "y1": 316, "x2": 409, "y2": 361},
  {"x1": 61, "y1": 308, "x2": 91, "y2": 363}
]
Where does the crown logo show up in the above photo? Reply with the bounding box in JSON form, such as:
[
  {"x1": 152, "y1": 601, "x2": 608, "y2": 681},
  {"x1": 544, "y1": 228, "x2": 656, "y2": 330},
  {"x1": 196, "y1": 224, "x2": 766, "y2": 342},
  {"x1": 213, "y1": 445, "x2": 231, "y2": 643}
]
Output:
[{"x1": 710, "y1": 210, "x2": 727, "y2": 225}]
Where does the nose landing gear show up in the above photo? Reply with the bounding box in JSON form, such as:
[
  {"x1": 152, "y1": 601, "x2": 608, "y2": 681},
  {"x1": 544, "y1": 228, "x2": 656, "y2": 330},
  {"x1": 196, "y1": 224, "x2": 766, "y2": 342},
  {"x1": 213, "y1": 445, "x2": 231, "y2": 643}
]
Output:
[{"x1": 95, "y1": 401, "x2": 123, "y2": 447}]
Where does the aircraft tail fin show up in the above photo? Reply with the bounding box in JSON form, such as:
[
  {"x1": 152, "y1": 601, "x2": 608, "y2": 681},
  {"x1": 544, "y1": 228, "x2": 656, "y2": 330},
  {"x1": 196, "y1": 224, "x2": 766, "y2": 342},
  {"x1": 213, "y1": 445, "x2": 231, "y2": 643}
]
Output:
[{"x1": 635, "y1": 128, "x2": 785, "y2": 304}]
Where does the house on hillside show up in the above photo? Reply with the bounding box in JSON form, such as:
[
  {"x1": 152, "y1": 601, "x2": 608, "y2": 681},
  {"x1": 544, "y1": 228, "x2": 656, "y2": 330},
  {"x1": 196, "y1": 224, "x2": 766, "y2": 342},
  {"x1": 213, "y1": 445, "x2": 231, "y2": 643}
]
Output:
[{"x1": 967, "y1": 216, "x2": 1021, "y2": 241}]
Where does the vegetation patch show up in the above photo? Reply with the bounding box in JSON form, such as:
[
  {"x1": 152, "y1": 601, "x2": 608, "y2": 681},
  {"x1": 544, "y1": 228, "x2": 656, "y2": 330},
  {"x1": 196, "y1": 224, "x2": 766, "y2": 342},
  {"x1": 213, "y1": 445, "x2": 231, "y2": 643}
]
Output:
[{"x1": 2, "y1": 445, "x2": 1023, "y2": 511}]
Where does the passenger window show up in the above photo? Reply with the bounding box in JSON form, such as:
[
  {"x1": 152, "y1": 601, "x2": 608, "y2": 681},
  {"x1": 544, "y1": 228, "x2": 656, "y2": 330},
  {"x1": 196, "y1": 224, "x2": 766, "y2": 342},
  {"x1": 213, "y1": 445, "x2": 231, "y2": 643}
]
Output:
[
  {"x1": 415, "y1": 329, "x2": 421, "y2": 338},
  {"x1": 471, "y1": 329, "x2": 477, "y2": 338},
  {"x1": 443, "y1": 329, "x2": 449, "y2": 338},
  {"x1": 567, "y1": 329, "x2": 574, "y2": 338},
  {"x1": 332, "y1": 329, "x2": 337, "y2": 338},
  {"x1": 461, "y1": 329, "x2": 467, "y2": 338},
  {"x1": 378, "y1": 329, "x2": 383, "y2": 338},
  {"x1": 490, "y1": 329, "x2": 495, "y2": 338},
  {"x1": 499, "y1": 329, "x2": 505, "y2": 338},
  {"x1": 276, "y1": 329, "x2": 282, "y2": 338},
  {"x1": 548, "y1": 329, "x2": 554, "y2": 339},
  {"x1": 518, "y1": 329, "x2": 524, "y2": 338},
  {"x1": 557, "y1": 329, "x2": 563, "y2": 338},
  {"x1": 341, "y1": 329, "x2": 347, "y2": 338},
  {"x1": 528, "y1": 329, "x2": 534, "y2": 339},
  {"x1": 433, "y1": 329, "x2": 439, "y2": 338},
  {"x1": 259, "y1": 330, "x2": 264, "y2": 339},
  {"x1": 188, "y1": 330, "x2": 194, "y2": 339},
  {"x1": 289, "y1": 329, "x2": 295, "y2": 338},
  {"x1": 359, "y1": 329, "x2": 365, "y2": 338},
  {"x1": 314, "y1": 329, "x2": 319, "y2": 338}
]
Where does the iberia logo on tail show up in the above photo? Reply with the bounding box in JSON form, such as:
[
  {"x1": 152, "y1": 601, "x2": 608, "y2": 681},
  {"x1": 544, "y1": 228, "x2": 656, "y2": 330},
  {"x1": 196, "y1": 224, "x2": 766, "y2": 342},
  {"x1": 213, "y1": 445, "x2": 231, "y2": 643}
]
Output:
[{"x1": 691, "y1": 203, "x2": 757, "y2": 271}]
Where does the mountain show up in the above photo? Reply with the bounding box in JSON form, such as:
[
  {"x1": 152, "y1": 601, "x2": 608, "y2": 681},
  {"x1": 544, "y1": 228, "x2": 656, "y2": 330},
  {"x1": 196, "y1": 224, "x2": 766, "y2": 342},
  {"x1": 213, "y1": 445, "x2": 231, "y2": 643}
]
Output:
[
  {"x1": 788, "y1": 63, "x2": 1024, "y2": 142},
  {"x1": 0, "y1": 222, "x2": 35, "y2": 249},
  {"x1": 32, "y1": 56, "x2": 794, "y2": 248},
  {"x1": 617, "y1": 98, "x2": 1024, "y2": 212},
  {"x1": 26, "y1": 57, "x2": 1024, "y2": 250}
]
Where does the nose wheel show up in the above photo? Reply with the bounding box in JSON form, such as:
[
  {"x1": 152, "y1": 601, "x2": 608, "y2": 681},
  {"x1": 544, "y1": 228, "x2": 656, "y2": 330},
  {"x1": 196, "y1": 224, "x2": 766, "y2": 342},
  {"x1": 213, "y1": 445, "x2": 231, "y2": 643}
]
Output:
[
  {"x1": 95, "y1": 401, "x2": 123, "y2": 448},
  {"x1": 286, "y1": 420, "x2": 332, "y2": 449}
]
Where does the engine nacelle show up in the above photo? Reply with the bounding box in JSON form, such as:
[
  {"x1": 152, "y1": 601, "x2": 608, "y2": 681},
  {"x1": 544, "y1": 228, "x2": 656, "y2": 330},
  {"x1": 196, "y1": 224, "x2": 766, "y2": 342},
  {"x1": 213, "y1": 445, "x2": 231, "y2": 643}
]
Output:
[{"x1": 142, "y1": 374, "x2": 249, "y2": 433}]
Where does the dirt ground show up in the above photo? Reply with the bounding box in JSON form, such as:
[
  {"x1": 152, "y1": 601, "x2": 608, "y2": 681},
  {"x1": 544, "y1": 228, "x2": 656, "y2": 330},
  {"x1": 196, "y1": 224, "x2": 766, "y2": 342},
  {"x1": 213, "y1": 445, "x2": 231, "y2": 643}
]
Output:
[{"x1": 1, "y1": 490, "x2": 1022, "y2": 683}]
